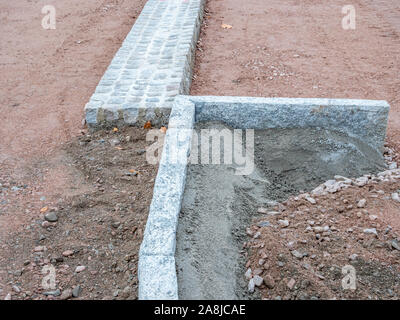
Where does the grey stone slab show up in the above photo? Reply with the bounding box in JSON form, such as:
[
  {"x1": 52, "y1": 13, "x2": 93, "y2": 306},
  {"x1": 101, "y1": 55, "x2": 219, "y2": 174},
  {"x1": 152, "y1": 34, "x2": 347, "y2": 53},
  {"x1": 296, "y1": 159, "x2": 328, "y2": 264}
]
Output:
[
  {"x1": 138, "y1": 100, "x2": 194, "y2": 300},
  {"x1": 191, "y1": 96, "x2": 390, "y2": 153},
  {"x1": 138, "y1": 255, "x2": 178, "y2": 300}
]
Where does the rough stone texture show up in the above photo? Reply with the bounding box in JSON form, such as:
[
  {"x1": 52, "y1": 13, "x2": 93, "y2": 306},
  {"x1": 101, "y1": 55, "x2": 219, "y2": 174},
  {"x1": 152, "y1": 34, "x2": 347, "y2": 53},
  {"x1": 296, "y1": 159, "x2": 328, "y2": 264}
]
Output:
[
  {"x1": 138, "y1": 98, "x2": 195, "y2": 300},
  {"x1": 84, "y1": 0, "x2": 204, "y2": 128},
  {"x1": 191, "y1": 96, "x2": 390, "y2": 153},
  {"x1": 138, "y1": 255, "x2": 178, "y2": 300}
]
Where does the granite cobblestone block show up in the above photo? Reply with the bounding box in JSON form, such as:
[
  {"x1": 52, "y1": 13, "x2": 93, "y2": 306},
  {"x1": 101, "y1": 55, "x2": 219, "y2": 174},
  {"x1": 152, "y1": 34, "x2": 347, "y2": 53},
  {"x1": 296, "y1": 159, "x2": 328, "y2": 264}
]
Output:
[{"x1": 85, "y1": 0, "x2": 205, "y2": 128}]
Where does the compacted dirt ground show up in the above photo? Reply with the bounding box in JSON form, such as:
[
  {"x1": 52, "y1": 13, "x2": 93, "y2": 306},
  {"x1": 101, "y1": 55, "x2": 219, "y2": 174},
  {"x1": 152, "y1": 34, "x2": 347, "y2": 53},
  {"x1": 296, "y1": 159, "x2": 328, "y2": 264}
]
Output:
[
  {"x1": 0, "y1": 0, "x2": 151, "y2": 300},
  {"x1": 192, "y1": 0, "x2": 400, "y2": 152},
  {"x1": 1, "y1": 128, "x2": 158, "y2": 300},
  {"x1": 191, "y1": 0, "x2": 400, "y2": 299}
]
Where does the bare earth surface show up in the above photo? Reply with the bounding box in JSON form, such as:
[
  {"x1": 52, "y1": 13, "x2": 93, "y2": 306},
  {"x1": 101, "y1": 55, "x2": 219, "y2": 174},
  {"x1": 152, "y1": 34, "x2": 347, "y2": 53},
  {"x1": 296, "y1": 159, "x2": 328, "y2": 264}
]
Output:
[
  {"x1": 192, "y1": 0, "x2": 400, "y2": 152},
  {"x1": 245, "y1": 174, "x2": 400, "y2": 300},
  {"x1": 191, "y1": 0, "x2": 400, "y2": 299},
  {"x1": 0, "y1": 0, "x2": 152, "y2": 300}
]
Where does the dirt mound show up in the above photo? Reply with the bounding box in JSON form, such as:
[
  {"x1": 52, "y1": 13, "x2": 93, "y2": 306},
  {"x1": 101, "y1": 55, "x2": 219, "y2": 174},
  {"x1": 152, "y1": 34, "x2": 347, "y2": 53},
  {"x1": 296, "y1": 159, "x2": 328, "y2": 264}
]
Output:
[
  {"x1": 176, "y1": 122, "x2": 386, "y2": 299},
  {"x1": 245, "y1": 176, "x2": 400, "y2": 300}
]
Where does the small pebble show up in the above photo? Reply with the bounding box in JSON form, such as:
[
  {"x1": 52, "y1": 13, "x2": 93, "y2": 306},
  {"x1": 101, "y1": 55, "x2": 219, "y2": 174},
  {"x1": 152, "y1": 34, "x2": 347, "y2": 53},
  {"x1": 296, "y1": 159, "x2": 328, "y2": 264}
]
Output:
[
  {"x1": 263, "y1": 275, "x2": 275, "y2": 289},
  {"x1": 62, "y1": 250, "x2": 74, "y2": 257},
  {"x1": 72, "y1": 285, "x2": 82, "y2": 298},
  {"x1": 44, "y1": 212, "x2": 58, "y2": 222},
  {"x1": 278, "y1": 219, "x2": 289, "y2": 227},
  {"x1": 305, "y1": 196, "x2": 316, "y2": 204},
  {"x1": 287, "y1": 278, "x2": 296, "y2": 290},
  {"x1": 253, "y1": 275, "x2": 263, "y2": 287},
  {"x1": 391, "y1": 240, "x2": 400, "y2": 251},
  {"x1": 75, "y1": 266, "x2": 86, "y2": 273},
  {"x1": 391, "y1": 193, "x2": 400, "y2": 203},
  {"x1": 43, "y1": 289, "x2": 61, "y2": 297},
  {"x1": 363, "y1": 228, "x2": 378, "y2": 236},
  {"x1": 357, "y1": 199, "x2": 367, "y2": 208},
  {"x1": 248, "y1": 278, "x2": 255, "y2": 293},
  {"x1": 34, "y1": 246, "x2": 46, "y2": 252}
]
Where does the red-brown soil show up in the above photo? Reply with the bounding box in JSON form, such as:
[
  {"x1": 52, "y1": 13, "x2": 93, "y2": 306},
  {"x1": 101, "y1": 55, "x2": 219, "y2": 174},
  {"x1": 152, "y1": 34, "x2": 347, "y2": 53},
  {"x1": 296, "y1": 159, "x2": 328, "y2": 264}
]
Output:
[
  {"x1": 1, "y1": 128, "x2": 158, "y2": 300},
  {"x1": 245, "y1": 177, "x2": 400, "y2": 300},
  {"x1": 0, "y1": 0, "x2": 150, "y2": 300}
]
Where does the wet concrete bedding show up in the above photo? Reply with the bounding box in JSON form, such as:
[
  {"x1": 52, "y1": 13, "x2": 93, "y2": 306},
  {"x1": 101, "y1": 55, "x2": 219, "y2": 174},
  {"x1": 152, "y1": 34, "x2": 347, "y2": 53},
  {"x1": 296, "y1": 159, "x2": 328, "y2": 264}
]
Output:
[{"x1": 175, "y1": 121, "x2": 385, "y2": 300}]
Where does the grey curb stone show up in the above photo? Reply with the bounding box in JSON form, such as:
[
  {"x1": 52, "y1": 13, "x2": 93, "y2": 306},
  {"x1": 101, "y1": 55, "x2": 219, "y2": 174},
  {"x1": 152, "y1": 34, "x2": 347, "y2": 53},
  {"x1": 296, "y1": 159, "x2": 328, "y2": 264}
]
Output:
[
  {"x1": 138, "y1": 98, "x2": 195, "y2": 300},
  {"x1": 138, "y1": 255, "x2": 178, "y2": 300},
  {"x1": 138, "y1": 95, "x2": 389, "y2": 300},
  {"x1": 84, "y1": 0, "x2": 205, "y2": 128},
  {"x1": 191, "y1": 96, "x2": 390, "y2": 153},
  {"x1": 140, "y1": 97, "x2": 195, "y2": 257}
]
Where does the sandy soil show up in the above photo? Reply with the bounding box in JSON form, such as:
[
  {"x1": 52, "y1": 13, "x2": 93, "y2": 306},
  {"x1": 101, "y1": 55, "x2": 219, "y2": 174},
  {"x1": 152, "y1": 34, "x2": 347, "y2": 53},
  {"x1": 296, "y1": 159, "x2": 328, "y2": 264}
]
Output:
[
  {"x1": 0, "y1": 0, "x2": 150, "y2": 300},
  {"x1": 176, "y1": 122, "x2": 387, "y2": 300}
]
